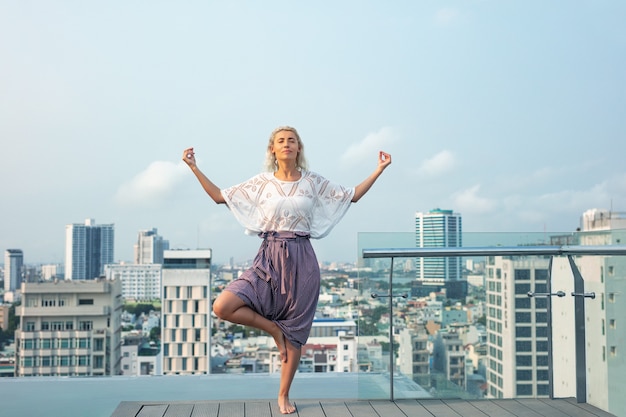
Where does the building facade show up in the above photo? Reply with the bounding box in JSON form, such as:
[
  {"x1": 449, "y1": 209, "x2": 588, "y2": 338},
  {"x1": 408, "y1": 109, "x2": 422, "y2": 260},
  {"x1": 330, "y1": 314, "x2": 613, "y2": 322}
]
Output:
[
  {"x1": 550, "y1": 208, "x2": 626, "y2": 415},
  {"x1": 104, "y1": 263, "x2": 162, "y2": 301},
  {"x1": 14, "y1": 279, "x2": 122, "y2": 377},
  {"x1": 4, "y1": 249, "x2": 23, "y2": 292},
  {"x1": 485, "y1": 256, "x2": 550, "y2": 398},
  {"x1": 65, "y1": 218, "x2": 114, "y2": 280},
  {"x1": 134, "y1": 228, "x2": 169, "y2": 264},
  {"x1": 161, "y1": 249, "x2": 211, "y2": 375},
  {"x1": 414, "y1": 209, "x2": 465, "y2": 298}
]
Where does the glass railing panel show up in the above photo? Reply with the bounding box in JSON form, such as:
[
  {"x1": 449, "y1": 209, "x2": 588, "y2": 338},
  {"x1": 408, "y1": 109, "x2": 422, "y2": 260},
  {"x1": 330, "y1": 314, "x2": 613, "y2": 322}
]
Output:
[{"x1": 356, "y1": 231, "x2": 625, "y2": 414}]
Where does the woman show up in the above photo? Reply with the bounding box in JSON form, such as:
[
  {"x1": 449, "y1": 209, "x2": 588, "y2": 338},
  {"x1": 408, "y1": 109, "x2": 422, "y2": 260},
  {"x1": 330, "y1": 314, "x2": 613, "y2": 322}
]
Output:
[{"x1": 183, "y1": 126, "x2": 391, "y2": 414}]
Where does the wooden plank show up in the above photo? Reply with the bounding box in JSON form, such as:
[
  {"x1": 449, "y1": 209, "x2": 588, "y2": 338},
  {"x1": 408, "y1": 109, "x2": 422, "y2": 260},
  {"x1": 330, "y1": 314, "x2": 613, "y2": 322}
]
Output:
[
  {"x1": 343, "y1": 401, "x2": 379, "y2": 417},
  {"x1": 491, "y1": 399, "x2": 543, "y2": 417},
  {"x1": 190, "y1": 402, "x2": 220, "y2": 417},
  {"x1": 243, "y1": 401, "x2": 271, "y2": 417},
  {"x1": 319, "y1": 401, "x2": 352, "y2": 417},
  {"x1": 137, "y1": 404, "x2": 168, "y2": 417},
  {"x1": 562, "y1": 398, "x2": 617, "y2": 417},
  {"x1": 515, "y1": 399, "x2": 570, "y2": 417},
  {"x1": 418, "y1": 399, "x2": 463, "y2": 417},
  {"x1": 216, "y1": 402, "x2": 244, "y2": 417},
  {"x1": 291, "y1": 400, "x2": 325, "y2": 417},
  {"x1": 164, "y1": 404, "x2": 194, "y2": 417},
  {"x1": 110, "y1": 401, "x2": 143, "y2": 417},
  {"x1": 465, "y1": 401, "x2": 517, "y2": 417},
  {"x1": 394, "y1": 399, "x2": 435, "y2": 416},
  {"x1": 369, "y1": 400, "x2": 409, "y2": 417},
  {"x1": 442, "y1": 399, "x2": 488, "y2": 417}
]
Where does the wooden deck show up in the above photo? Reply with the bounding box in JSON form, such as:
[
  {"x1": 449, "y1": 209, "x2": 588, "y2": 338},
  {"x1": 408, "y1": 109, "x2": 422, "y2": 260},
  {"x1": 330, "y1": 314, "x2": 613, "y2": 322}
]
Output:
[{"x1": 111, "y1": 397, "x2": 618, "y2": 417}]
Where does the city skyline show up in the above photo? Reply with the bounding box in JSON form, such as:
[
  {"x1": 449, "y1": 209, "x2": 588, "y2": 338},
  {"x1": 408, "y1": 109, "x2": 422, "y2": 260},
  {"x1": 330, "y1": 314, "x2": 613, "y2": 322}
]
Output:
[{"x1": 2, "y1": 2, "x2": 626, "y2": 265}]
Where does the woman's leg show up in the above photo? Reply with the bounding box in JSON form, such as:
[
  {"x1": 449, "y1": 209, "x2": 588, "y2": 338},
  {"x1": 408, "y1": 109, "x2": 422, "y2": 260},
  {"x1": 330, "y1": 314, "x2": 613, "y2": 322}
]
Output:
[
  {"x1": 212, "y1": 291, "x2": 287, "y2": 362},
  {"x1": 278, "y1": 339, "x2": 301, "y2": 414}
]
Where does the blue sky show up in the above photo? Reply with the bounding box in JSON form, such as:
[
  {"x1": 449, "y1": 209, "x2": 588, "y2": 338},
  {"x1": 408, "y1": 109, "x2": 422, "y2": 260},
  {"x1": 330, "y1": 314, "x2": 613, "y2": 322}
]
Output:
[{"x1": 1, "y1": 1, "x2": 625, "y2": 265}]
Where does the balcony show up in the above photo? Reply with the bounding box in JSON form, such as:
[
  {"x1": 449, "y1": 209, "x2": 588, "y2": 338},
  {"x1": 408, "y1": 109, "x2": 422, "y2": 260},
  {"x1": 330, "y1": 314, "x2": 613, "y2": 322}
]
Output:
[{"x1": 1, "y1": 231, "x2": 623, "y2": 416}]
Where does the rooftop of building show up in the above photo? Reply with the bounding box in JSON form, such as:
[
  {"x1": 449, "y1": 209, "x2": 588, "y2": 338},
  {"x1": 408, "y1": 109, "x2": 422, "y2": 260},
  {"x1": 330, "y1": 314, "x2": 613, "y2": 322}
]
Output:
[{"x1": 0, "y1": 372, "x2": 617, "y2": 417}]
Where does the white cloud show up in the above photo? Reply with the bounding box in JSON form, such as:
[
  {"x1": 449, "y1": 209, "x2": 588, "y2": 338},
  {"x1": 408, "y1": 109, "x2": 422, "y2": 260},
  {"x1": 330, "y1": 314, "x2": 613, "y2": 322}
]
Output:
[
  {"x1": 435, "y1": 7, "x2": 461, "y2": 26},
  {"x1": 115, "y1": 161, "x2": 189, "y2": 207},
  {"x1": 340, "y1": 127, "x2": 396, "y2": 167},
  {"x1": 453, "y1": 184, "x2": 496, "y2": 214},
  {"x1": 418, "y1": 150, "x2": 456, "y2": 176}
]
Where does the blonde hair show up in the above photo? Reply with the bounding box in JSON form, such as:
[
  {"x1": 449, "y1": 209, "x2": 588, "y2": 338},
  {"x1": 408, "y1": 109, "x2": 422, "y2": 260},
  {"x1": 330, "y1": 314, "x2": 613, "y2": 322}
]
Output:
[{"x1": 264, "y1": 126, "x2": 309, "y2": 172}]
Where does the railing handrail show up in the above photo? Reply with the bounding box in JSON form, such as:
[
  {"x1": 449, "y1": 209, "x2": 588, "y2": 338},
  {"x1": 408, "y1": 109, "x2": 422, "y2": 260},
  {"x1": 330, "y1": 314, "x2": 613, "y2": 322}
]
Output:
[{"x1": 362, "y1": 244, "x2": 626, "y2": 258}]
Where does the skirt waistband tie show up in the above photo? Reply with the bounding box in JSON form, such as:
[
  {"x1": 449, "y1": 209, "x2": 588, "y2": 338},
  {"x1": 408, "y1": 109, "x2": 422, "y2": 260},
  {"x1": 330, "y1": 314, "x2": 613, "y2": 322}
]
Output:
[{"x1": 253, "y1": 231, "x2": 310, "y2": 295}]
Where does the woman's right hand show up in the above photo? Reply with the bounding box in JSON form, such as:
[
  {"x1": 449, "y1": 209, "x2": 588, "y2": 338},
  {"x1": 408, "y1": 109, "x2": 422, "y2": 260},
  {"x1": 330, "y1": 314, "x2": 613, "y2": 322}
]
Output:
[{"x1": 183, "y1": 147, "x2": 196, "y2": 168}]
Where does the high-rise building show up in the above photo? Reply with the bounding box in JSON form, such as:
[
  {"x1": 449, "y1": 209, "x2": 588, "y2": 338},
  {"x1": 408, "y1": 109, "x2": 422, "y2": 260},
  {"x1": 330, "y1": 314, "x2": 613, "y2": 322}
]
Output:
[
  {"x1": 414, "y1": 209, "x2": 465, "y2": 298},
  {"x1": 134, "y1": 228, "x2": 169, "y2": 264},
  {"x1": 65, "y1": 219, "x2": 114, "y2": 280},
  {"x1": 161, "y1": 249, "x2": 212, "y2": 375},
  {"x1": 15, "y1": 278, "x2": 122, "y2": 377},
  {"x1": 550, "y1": 208, "x2": 626, "y2": 415},
  {"x1": 4, "y1": 249, "x2": 23, "y2": 292},
  {"x1": 485, "y1": 256, "x2": 551, "y2": 398}
]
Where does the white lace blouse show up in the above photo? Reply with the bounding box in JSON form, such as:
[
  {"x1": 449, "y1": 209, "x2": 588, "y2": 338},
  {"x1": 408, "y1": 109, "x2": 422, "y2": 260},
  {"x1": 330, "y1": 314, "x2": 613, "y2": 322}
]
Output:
[{"x1": 221, "y1": 171, "x2": 355, "y2": 239}]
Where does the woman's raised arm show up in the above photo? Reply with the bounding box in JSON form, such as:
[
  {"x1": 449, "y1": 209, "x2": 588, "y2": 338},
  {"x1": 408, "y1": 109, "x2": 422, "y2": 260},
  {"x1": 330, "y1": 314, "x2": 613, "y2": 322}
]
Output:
[
  {"x1": 183, "y1": 147, "x2": 226, "y2": 204},
  {"x1": 352, "y1": 151, "x2": 392, "y2": 203}
]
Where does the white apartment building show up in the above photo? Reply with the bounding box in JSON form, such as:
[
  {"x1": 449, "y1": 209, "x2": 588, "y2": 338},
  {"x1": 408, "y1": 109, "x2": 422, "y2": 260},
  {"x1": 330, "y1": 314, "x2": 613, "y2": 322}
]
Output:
[
  {"x1": 104, "y1": 263, "x2": 162, "y2": 301},
  {"x1": 398, "y1": 326, "x2": 430, "y2": 386},
  {"x1": 161, "y1": 249, "x2": 211, "y2": 375},
  {"x1": 15, "y1": 279, "x2": 122, "y2": 376},
  {"x1": 485, "y1": 256, "x2": 550, "y2": 399},
  {"x1": 550, "y1": 209, "x2": 626, "y2": 415},
  {"x1": 134, "y1": 228, "x2": 169, "y2": 264}
]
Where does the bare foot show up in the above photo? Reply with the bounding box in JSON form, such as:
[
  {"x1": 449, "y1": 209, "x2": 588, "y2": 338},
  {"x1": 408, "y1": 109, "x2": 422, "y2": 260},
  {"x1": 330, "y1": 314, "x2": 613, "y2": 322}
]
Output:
[
  {"x1": 272, "y1": 326, "x2": 287, "y2": 363},
  {"x1": 278, "y1": 396, "x2": 296, "y2": 414}
]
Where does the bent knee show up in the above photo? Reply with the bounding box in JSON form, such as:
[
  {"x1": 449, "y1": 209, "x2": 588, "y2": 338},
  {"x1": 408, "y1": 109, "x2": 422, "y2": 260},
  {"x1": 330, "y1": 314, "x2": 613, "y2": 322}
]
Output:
[{"x1": 212, "y1": 297, "x2": 227, "y2": 319}]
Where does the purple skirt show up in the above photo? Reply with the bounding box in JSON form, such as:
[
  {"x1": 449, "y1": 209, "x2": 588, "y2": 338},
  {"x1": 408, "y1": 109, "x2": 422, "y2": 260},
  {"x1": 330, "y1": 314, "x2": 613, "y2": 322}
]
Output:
[{"x1": 224, "y1": 231, "x2": 320, "y2": 349}]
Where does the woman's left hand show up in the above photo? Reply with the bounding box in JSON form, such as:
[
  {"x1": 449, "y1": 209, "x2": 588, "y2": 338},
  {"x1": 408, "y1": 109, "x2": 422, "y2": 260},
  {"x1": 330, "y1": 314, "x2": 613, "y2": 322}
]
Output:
[{"x1": 378, "y1": 151, "x2": 392, "y2": 171}]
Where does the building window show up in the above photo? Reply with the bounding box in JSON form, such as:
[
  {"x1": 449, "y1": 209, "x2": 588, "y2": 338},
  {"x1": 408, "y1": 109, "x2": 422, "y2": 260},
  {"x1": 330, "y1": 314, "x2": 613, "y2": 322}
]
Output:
[
  {"x1": 65, "y1": 321, "x2": 74, "y2": 330},
  {"x1": 536, "y1": 355, "x2": 549, "y2": 366},
  {"x1": 78, "y1": 299, "x2": 94, "y2": 305},
  {"x1": 94, "y1": 338, "x2": 104, "y2": 352},
  {"x1": 516, "y1": 312, "x2": 531, "y2": 323},
  {"x1": 52, "y1": 321, "x2": 64, "y2": 331},
  {"x1": 42, "y1": 298, "x2": 56, "y2": 307},
  {"x1": 25, "y1": 322, "x2": 35, "y2": 332},
  {"x1": 94, "y1": 356, "x2": 104, "y2": 369},
  {"x1": 23, "y1": 339, "x2": 35, "y2": 349},
  {"x1": 79, "y1": 321, "x2": 93, "y2": 331},
  {"x1": 516, "y1": 370, "x2": 532, "y2": 381},
  {"x1": 535, "y1": 312, "x2": 548, "y2": 323},
  {"x1": 516, "y1": 327, "x2": 531, "y2": 338},
  {"x1": 537, "y1": 384, "x2": 550, "y2": 396},
  {"x1": 610, "y1": 346, "x2": 617, "y2": 357},
  {"x1": 516, "y1": 341, "x2": 532, "y2": 352},
  {"x1": 41, "y1": 322, "x2": 50, "y2": 331},
  {"x1": 610, "y1": 319, "x2": 616, "y2": 329},
  {"x1": 516, "y1": 355, "x2": 532, "y2": 366},
  {"x1": 515, "y1": 298, "x2": 531, "y2": 309},
  {"x1": 516, "y1": 384, "x2": 532, "y2": 396}
]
